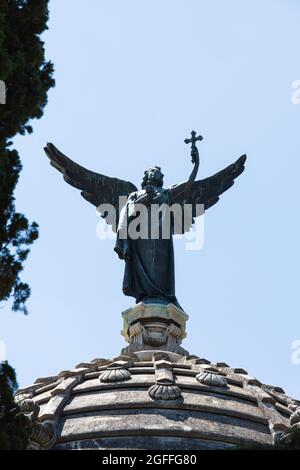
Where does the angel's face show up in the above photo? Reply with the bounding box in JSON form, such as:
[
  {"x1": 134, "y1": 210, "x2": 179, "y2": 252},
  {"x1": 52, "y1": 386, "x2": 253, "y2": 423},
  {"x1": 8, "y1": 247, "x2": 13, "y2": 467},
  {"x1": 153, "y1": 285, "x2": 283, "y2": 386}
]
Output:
[{"x1": 144, "y1": 167, "x2": 164, "y2": 187}]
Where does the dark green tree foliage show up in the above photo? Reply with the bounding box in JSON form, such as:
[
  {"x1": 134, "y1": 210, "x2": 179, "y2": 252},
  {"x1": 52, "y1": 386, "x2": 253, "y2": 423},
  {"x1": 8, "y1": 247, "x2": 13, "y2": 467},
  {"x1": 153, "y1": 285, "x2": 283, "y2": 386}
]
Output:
[
  {"x1": 0, "y1": 0, "x2": 54, "y2": 314},
  {"x1": 0, "y1": 362, "x2": 31, "y2": 449}
]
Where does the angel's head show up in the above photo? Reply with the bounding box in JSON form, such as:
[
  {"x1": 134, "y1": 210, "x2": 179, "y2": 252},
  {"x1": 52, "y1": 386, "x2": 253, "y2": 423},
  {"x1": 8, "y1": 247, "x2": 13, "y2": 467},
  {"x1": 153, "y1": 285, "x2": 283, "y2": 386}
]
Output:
[{"x1": 141, "y1": 166, "x2": 164, "y2": 189}]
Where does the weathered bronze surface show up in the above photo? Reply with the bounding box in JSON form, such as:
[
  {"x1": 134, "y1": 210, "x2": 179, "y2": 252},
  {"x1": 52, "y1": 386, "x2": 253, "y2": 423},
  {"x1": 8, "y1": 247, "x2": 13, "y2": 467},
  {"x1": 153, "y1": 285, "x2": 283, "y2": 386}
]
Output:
[{"x1": 44, "y1": 132, "x2": 246, "y2": 307}]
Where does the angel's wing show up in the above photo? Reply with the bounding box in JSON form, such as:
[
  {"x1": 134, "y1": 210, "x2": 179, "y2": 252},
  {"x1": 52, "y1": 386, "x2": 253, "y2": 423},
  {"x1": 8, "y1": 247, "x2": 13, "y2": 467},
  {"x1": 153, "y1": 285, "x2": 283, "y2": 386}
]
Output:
[
  {"x1": 170, "y1": 154, "x2": 246, "y2": 233},
  {"x1": 44, "y1": 143, "x2": 138, "y2": 231}
]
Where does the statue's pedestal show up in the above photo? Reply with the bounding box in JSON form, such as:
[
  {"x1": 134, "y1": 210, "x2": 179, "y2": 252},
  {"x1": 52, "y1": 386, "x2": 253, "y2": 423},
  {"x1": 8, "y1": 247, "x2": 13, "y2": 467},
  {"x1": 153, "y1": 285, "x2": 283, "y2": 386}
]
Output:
[{"x1": 121, "y1": 301, "x2": 189, "y2": 356}]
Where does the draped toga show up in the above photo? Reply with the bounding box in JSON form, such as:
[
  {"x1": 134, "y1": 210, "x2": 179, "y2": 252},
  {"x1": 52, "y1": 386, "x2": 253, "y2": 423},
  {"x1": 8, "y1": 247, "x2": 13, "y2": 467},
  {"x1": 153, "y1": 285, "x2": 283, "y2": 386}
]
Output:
[{"x1": 114, "y1": 187, "x2": 177, "y2": 305}]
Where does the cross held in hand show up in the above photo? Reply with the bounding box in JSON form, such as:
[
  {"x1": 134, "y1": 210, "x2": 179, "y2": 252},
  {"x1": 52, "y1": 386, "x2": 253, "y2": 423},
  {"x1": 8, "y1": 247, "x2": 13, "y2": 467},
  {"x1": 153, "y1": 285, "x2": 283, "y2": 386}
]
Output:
[{"x1": 184, "y1": 130, "x2": 203, "y2": 149}]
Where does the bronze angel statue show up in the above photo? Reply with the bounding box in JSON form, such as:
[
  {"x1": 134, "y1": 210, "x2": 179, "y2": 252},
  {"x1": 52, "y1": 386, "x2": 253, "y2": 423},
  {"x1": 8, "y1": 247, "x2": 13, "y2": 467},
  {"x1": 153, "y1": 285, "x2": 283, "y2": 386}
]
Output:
[{"x1": 44, "y1": 131, "x2": 246, "y2": 308}]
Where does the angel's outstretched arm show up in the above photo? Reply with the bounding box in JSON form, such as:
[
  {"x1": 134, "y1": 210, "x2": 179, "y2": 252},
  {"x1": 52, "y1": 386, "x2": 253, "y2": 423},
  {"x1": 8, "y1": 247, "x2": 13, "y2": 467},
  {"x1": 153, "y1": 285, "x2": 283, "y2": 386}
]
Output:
[{"x1": 188, "y1": 146, "x2": 200, "y2": 182}]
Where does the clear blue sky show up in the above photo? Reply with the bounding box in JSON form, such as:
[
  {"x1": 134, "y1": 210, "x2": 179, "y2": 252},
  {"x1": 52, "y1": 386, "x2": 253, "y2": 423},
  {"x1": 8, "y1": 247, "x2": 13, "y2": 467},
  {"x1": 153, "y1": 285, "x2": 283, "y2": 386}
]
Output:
[{"x1": 1, "y1": 0, "x2": 300, "y2": 397}]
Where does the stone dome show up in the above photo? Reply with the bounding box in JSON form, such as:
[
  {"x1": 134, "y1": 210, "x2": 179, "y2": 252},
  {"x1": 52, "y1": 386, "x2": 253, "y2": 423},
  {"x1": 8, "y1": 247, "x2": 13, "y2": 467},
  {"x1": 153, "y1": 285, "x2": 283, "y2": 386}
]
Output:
[{"x1": 16, "y1": 350, "x2": 300, "y2": 450}]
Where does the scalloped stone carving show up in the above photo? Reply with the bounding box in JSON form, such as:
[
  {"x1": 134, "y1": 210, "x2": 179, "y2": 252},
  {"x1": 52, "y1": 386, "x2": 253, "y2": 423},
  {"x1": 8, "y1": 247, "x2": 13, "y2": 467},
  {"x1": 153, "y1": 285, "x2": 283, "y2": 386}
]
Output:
[
  {"x1": 29, "y1": 421, "x2": 56, "y2": 450},
  {"x1": 196, "y1": 372, "x2": 228, "y2": 387},
  {"x1": 19, "y1": 400, "x2": 56, "y2": 449},
  {"x1": 148, "y1": 384, "x2": 182, "y2": 400},
  {"x1": 99, "y1": 368, "x2": 131, "y2": 383},
  {"x1": 142, "y1": 330, "x2": 168, "y2": 346}
]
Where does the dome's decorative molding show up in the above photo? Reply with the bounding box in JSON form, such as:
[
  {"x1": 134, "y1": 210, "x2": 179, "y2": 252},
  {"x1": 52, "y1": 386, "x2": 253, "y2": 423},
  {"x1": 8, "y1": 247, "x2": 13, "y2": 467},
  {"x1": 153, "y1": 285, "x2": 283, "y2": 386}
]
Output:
[
  {"x1": 148, "y1": 384, "x2": 182, "y2": 401},
  {"x1": 29, "y1": 420, "x2": 56, "y2": 450},
  {"x1": 99, "y1": 368, "x2": 131, "y2": 383},
  {"x1": 19, "y1": 399, "x2": 56, "y2": 450},
  {"x1": 196, "y1": 371, "x2": 228, "y2": 388},
  {"x1": 15, "y1": 352, "x2": 300, "y2": 450}
]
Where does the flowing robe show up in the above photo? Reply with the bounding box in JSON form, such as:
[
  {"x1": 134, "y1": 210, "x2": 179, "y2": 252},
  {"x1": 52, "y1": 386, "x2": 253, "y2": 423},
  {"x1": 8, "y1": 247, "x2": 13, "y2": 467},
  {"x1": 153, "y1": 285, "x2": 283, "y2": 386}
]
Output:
[{"x1": 114, "y1": 187, "x2": 177, "y2": 305}]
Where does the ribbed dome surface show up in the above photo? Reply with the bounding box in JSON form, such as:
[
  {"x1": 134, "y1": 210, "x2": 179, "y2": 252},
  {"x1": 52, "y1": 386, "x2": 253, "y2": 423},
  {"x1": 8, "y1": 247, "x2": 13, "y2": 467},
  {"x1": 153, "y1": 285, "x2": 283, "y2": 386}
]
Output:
[{"x1": 16, "y1": 351, "x2": 299, "y2": 450}]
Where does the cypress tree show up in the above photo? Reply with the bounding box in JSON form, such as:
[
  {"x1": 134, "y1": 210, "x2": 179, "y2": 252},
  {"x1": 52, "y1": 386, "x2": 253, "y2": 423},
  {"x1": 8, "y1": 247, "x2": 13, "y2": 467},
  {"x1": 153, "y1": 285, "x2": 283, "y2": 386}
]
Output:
[
  {"x1": 0, "y1": 0, "x2": 55, "y2": 314},
  {"x1": 0, "y1": 362, "x2": 31, "y2": 449},
  {"x1": 0, "y1": 0, "x2": 54, "y2": 449}
]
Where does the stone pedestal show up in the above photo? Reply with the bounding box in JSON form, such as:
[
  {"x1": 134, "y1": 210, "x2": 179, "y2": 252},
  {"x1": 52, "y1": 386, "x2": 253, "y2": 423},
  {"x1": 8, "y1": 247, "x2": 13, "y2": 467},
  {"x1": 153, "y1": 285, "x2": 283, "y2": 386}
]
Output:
[{"x1": 121, "y1": 301, "x2": 189, "y2": 356}]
